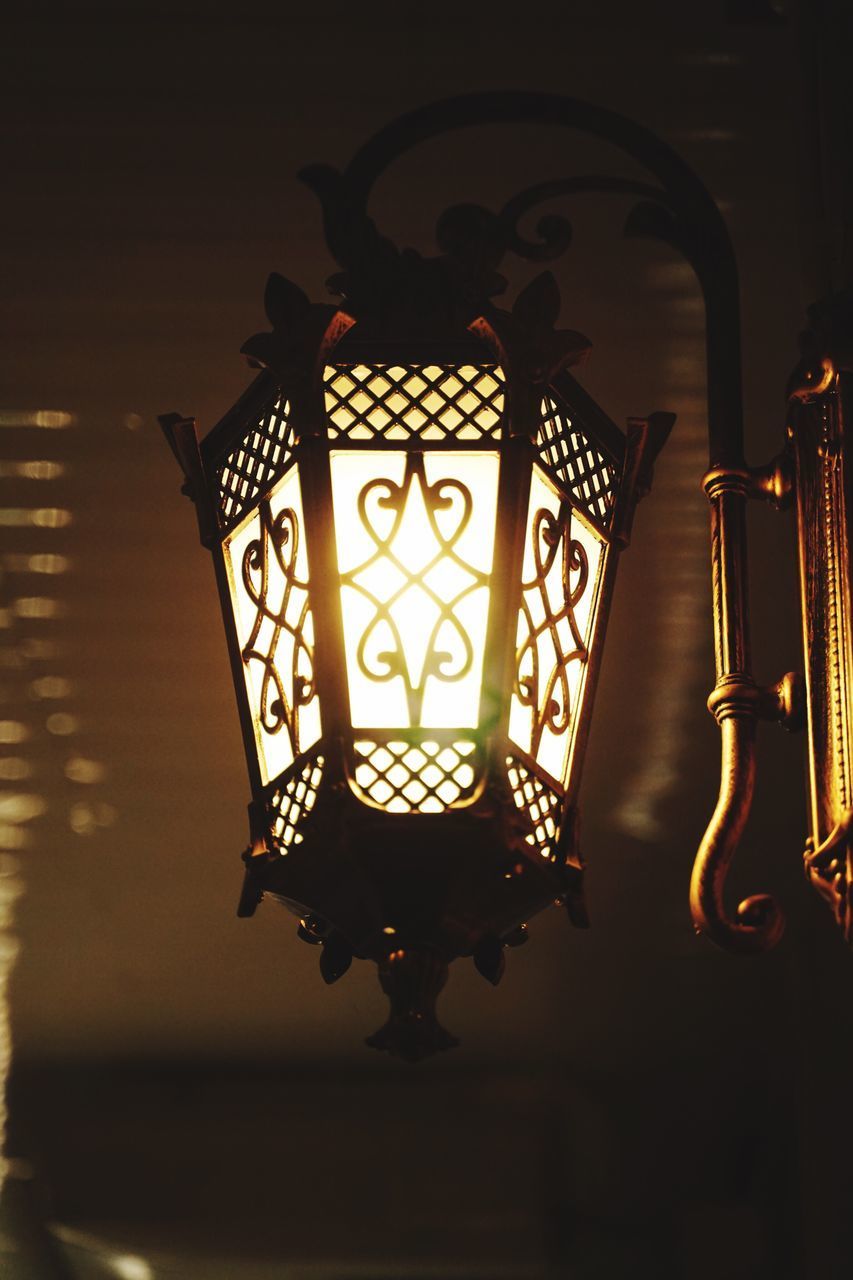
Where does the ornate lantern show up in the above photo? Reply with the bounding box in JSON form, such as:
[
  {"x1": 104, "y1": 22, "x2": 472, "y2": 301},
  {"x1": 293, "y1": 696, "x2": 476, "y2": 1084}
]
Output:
[
  {"x1": 163, "y1": 91, "x2": 850, "y2": 1058},
  {"x1": 162, "y1": 266, "x2": 669, "y2": 1058}
]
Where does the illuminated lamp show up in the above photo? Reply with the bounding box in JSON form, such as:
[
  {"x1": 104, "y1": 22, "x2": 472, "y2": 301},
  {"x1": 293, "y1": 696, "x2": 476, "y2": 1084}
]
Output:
[{"x1": 161, "y1": 92, "x2": 849, "y2": 1059}]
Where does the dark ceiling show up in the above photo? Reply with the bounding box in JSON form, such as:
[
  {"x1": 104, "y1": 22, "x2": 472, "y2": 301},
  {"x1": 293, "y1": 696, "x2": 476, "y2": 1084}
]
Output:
[{"x1": 1, "y1": 3, "x2": 852, "y2": 1277}]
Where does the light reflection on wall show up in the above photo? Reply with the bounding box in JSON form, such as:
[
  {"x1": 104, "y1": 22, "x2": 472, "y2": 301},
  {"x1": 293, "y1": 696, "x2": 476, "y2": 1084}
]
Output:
[
  {"x1": 0, "y1": 408, "x2": 117, "y2": 1193},
  {"x1": 42, "y1": 1223, "x2": 155, "y2": 1278},
  {"x1": 612, "y1": 264, "x2": 709, "y2": 841}
]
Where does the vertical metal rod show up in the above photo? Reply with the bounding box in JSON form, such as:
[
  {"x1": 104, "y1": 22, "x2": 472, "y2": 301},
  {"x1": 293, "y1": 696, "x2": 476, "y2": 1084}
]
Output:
[{"x1": 694, "y1": 472, "x2": 784, "y2": 951}]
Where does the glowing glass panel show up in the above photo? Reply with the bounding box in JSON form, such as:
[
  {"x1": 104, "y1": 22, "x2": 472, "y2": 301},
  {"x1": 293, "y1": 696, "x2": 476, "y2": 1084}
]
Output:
[
  {"x1": 509, "y1": 465, "x2": 607, "y2": 787},
  {"x1": 223, "y1": 465, "x2": 320, "y2": 786},
  {"x1": 331, "y1": 450, "x2": 500, "y2": 729}
]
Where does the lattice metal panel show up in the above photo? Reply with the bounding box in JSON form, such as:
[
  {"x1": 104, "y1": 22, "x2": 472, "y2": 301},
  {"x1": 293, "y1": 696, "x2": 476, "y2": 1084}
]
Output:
[
  {"x1": 324, "y1": 364, "x2": 505, "y2": 441},
  {"x1": 506, "y1": 755, "x2": 563, "y2": 861},
  {"x1": 267, "y1": 752, "x2": 324, "y2": 850},
  {"x1": 351, "y1": 738, "x2": 480, "y2": 813},
  {"x1": 538, "y1": 395, "x2": 617, "y2": 526},
  {"x1": 217, "y1": 397, "x2": 294, "y2": 526}
]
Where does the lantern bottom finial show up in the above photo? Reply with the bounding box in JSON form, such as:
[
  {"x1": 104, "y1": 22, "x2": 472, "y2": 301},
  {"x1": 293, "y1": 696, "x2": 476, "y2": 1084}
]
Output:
[{"x1": 365, "y1": 948, "x2": 459, "y2": 1064}]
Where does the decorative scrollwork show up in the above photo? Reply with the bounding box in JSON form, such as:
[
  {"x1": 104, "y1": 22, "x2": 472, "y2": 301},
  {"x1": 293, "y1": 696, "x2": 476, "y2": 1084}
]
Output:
[
  {"x1": 342, "y1": 452, "x2": 488, "y2": 726},
  {"x1": 515, "y1": 501, "x2": 589, "y2": 760},
  {"x1": 241, "y1": 499, "x2": 316, "y2": 757}
]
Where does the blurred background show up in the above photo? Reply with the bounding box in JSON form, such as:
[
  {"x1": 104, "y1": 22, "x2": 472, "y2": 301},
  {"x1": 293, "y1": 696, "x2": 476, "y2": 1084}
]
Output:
[{"x1": 1, "y1": 1, "x2": 852, "y2": 1276}]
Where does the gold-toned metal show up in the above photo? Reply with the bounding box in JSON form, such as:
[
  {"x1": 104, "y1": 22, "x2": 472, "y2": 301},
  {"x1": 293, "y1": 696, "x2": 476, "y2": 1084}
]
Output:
[
  {"x1": 690, "y1": 715, "x2": 777, "y2": 952},
  {"x1": 689, "y1": 463, "x2": 792, "y2": 953},
  {"x1": 695, "y1": 287, "x2": 853, "y2": 952},
  {"x1": 746, "y1": 453, "x2": 795, "y2": 509},
  {"x1": 789, "y1": 362, "x2": 853, "y2": 940}
]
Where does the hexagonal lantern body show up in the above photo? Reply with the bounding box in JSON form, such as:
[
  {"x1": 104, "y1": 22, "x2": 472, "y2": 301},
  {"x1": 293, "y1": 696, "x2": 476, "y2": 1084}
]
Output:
[{"x1": 163, "y1": 264, "x2": 669, "y2": 1059}]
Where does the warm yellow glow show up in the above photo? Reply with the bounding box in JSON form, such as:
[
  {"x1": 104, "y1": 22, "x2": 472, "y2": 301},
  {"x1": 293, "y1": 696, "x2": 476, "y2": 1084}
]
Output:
[
  {"x1": 69, "y1": 800, "x2": 117, "y2": 837},
  {"x1": 269, "y1": 755, "x2": 324, "y2": 850},
  {"x1": 0, "y1": 508, "x2": 71, "y2": 528},
  {"x1": 46, "y1": 712, "x2": 79, "y2": 736},
  {"x1": 506, "y1": 755, "x2": 561, "y2": 858},
  {"x1": 13, "y1": 597, "x2": 62, "y2": 619},
  {"x1": 0, "y1": 460, "x2": 65, "y2": 480},
  {"x1": 331, "y1": 451, "x2": 499, "y2": 730},
  {"x1": 29, "y1": 675, "x2": 72, "y2": 700},
  {"x1": 3, "y1": 553, "x2": 70, "y2": 575},
  {"x1": 64, "y1": 756, "x2": 106, "y2": 785},
  {"x1": 21, "y1": 638, "x2": 62, "y2": 660},
  {"x1": 0, "y1": 794, "x2": 45, "y2": 824},
  {"x1": 224, "y1": 466, "x2": 320, "y2": 786},
  {"x1": 352, "y1": 737, "x2": 478, "y2": 812},
  {"x1": 0, "y1": 827, "x2": 30, "y2": 851},
  {"x1": 509, "y1": 466, "x2": 606, "y2": 787},
  {"x1": 0, "y1": 410, "x2": 73, "y2": 429},
  {"x1": 108, "y1": 1257, "x2": 153, "y2": 1280},
  {"x1": 0, "y1": 793, "x2": 43, "y2": 824},
  {"x1": 0, "y1": 722, "x2": 28, "y2": 745}
]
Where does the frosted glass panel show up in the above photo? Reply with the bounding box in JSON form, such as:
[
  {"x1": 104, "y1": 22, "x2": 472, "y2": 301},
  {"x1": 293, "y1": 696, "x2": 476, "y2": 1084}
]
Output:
[
  {"x1": 330, "y1": 450, "x2": 500, "y2": 729},
  {"x1": 509, "y1": 466, "x2": 606, "y2": 787},
  {"x1": 223, "y1": 465, "x2": 320, "y2": 786}
]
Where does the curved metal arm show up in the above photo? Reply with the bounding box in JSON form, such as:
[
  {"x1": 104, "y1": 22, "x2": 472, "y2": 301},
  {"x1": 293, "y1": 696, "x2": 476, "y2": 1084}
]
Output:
[
  {"x1": 308, "y1": 90, "x2": 783, "y2": 952},
  {"x1": 336, "y1": 91, "x2": 743, "y2": 468},
  {"x1": 690, "y1": 716, "x2": 784, "y2": 953},
  {"x1": 497, "y1": 175, "x2": 670, "y2": 262}
]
